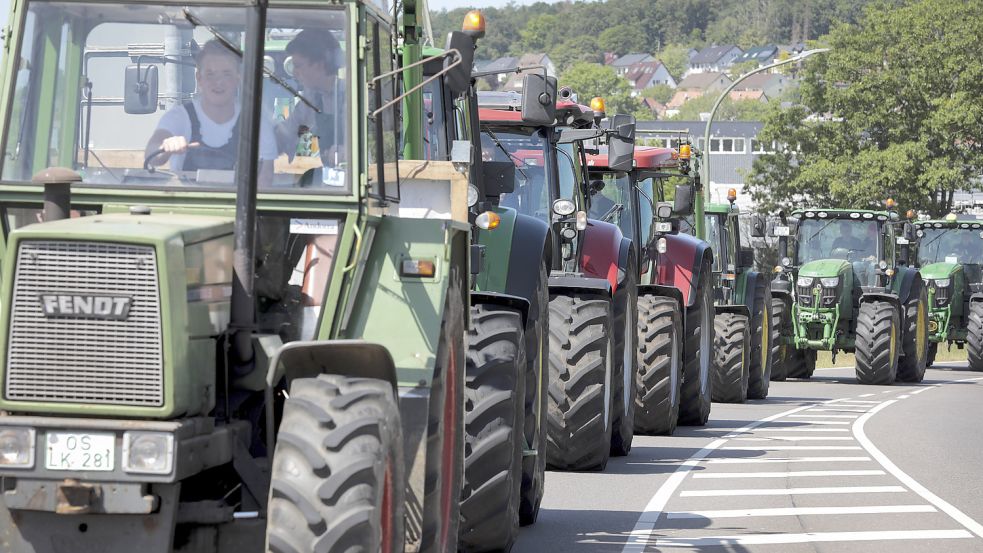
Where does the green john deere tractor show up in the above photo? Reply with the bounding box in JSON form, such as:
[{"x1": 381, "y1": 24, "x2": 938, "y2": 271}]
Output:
[
  {"x1": 701, "y1": 196, "x2": 773, "y2": 403},
  {"x1": 913, "y1": 215, "x2": 983, "y2": 371},
  {"x1": 771, "y1": 208, "x2": 929, "y2": 384},
  {"x1": 0, "y1": 0, "x2": 479, "y2": 551}
]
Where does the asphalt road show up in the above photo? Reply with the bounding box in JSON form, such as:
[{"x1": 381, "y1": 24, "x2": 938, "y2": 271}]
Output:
[{"x1": 514, "y1": 361, "x2": 983, "y2": 552}]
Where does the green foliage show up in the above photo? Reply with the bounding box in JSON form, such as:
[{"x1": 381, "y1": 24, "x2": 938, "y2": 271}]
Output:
[
  {"x1": 729, "y1": 60, "x2": 760, "y2": 80},
  {"x1": 747, "y1": 0, "x2": 983, "y2": 217},
  {"x1": 598, "y1": 24, "x2": 648, "y2": 56},
  {"x1": 669, "y1": 93, "x2": 772, "y2": 122},
  {"x1": 559, "y1": 62, "x2": 641, "y2": 116},
  {"x1": 658, "y1": 44, "x2": 693, "y2": 81},
  {"x1": 642, "y1": 84, "x2": 674, "y2": 104},
  {"x1": 551, "y1": 36, "x2": 604, "y2": 74}
]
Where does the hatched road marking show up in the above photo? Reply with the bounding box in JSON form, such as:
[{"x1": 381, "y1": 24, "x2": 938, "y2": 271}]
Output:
[
  {"x1": 679, "y1": 485, "x2": 907, "y2": 497},
  {"x1": 666, "y1": 505, "x2": 937, "y2": 519},
  {"x1": 653, "y1": 529, "x2": 973, "y2": 547},
  {"x1": 691, "y1": 469, "x2": 885, "y2": 479},
  {"x1": 700, "y1": 456, "x2": 872, "y2": 464}
]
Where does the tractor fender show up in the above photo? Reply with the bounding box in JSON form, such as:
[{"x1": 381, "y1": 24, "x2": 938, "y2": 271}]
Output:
[
  {"x1": 548, "y1": 274, "x2": 612, "y2": 296},
  {"x1": 891, "y1": 267, "x2": 923, "y2": 305},
  {"x1": 637, "y1": 284, "x2": 684, "y2": 312},
  {"x1": 581, "y1": 218, "x2": 624, "y2": 293},
  {"x1": 860, "y1": 292, "x2": 901, "y2": 312},
  {"x1": 267, "y1": 340, "x2": 398, "y2": 393},
  {"x1": 618, "y1": 237, "x2": 633, "y2": 285},
  {"x1": 971, "y1": 293, "x2": 983, "y2": 304},
  {"x1": 503, "y1": 212, "x2": 552, "y2": 309},
  {"x1": 656, "y1": 233, "x2": 713, "y2": 309},
  {"x1": 470, "y1": 291, "x2": 531, "y2": 327},
  {"x1": 770, "y1": 284, "x2": 794, "y2": 307},
  {"x1": 740, "y1": 270, "x2": 767, "y2": 315},
  {"x1": 716, "y1": 303, "x2": 751, "y2": 319}
]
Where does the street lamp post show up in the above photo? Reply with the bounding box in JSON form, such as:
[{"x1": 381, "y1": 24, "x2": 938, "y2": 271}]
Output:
[{"x1": 694, "y1": 48, "x2": 830, "y2": 238}]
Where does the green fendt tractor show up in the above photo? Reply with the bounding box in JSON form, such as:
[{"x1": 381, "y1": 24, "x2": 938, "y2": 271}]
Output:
[
  {"x1": 0, "y1": 0, "x2": 480, "y2": 551},
  {"x1": 701, "y1": 193, "x2": 773, "y2": 403},
  {"x1": 771, "y1": 208, "x2": 929, "y2": 384},
  {"x1": 913, "y1": 215, "x2": 983, "y2": 370}
]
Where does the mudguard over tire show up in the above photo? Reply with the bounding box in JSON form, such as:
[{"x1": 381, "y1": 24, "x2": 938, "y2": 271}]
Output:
[
  {"x1": 519, "y1": 263, "x2": 549, "y2": 526},
  {"x1": 747, "y1": 282, "x2": 773, "y2": 399},
  {"x1": 770, "y1": 295, "x2": 791, "y2": 381},
  {"x1": 678, "y1": 265, "x2": 713, "y2": 426},
  {"x1": 897, "y1": 286, "x2": 928, "y2": 383},
  {"x1": 855, "y1": 300, "x2": 900, "y2": 385},
  {"x1": 967, "y1": 302, "x2": 983, "y2": 372},
  {"x1": 633, "y1": 295, "x2": 682, "y2": 435},
  {"x1": 267, "y1": 375, "x2": 405, "y2": 553},
  {"x1": 459, "y1": 305, "x2": 525, "y2": 552},
  {"x1": 546, "y1": 293, "x2": 613, "y2": 471},
  {"x1": 610, "y1": 258, "x2": 638, "y2": 456},
  {"x1": 711, "y1": 312, "x2": 751, "y2": 404}
]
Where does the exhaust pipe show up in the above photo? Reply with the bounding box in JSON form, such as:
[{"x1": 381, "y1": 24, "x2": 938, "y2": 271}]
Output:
[{"x1": 32, "y1": 167, "x2": 81, "y2": 222}]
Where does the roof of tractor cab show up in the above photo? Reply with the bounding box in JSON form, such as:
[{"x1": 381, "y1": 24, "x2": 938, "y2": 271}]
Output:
[
  {"x1": 792, "y1": 208, "x2": 892, "y2": 221},
  {"x1": 586, "y1": 146, "x2": 680, "y2": 171},
  {"x1": 706, "y1": 203, "x2": 737, "y2": 214},
  {"x1": 915, "y1": 219, "x2": 983, "y2": 230}
]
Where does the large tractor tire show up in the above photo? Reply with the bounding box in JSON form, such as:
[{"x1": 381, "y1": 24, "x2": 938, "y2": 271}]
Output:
[
  {"x1": 967, "y1": 301, "x2": 983, "y2": 371},
  {"x1": 711, "y1": 312, "x2": 751, "y2": 403},
  {"x1": 747, "y1": 282, "x2": 773, "y2": 399},
  {"x1": 678, "y1": 265, "x2": 714, "y2": 426},
  {"x1": 855, "y1": 300, "x2": 900, "y2": 385},
  {"x1": 897, "y1": 286, "x2": 929, "y2": 383},
  {"x1": 633, "y1": 295, "x2": 682, "y2": 435},
  {"x1": 421, "y1": 273, "x2": 466, "y2": 553},
  {"x1": 519, "y1": 263, "x2": 549, "y2": 526},
  {"x1": 267, "y1": 375, "x2": 405, "y2": 553},
  {"x1": 927, "y1": 342, "x2": 938, "y2": 367},
  {"x1": 459, "y1": 305, "x2": 525, "y2": 552},
  {"x1": 610, "y1": 256, "x2": 638, "y2": 457},
  {"x1": 546, "y1": 293, "x2": 614, "y2": 471},
  {"x1": 786, "y1": 347, "x2": 817, "y2": 379},
  {"x1": 770, "y1": 295, "x2": 791, "y2": 381}
]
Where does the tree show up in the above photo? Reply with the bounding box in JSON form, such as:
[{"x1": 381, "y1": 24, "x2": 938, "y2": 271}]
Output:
[
  {"x1": 668, "y1": 93, "x2": 772, "y2": 122},
  {"x1": 747, "y1": 0, "x2": 983, "y2": 217},
  {"x1": 559, "y1": 62, "x2": 641, "y2": 116},
  {"x1": 598, "y1": 24, "x2": 647, "y2": 57},
  {"x1": 551, "y1": 36, "x2": 603, "y2": 74},
  {"x1": 641, "y1": 84, "x2": 674, "y2": 104},
  {"x1": 728, "y1": 60, "x2": 759, "y2": 80},
  {"x1": 658, "y1": 44, "x2": 692, "y2": 81}
]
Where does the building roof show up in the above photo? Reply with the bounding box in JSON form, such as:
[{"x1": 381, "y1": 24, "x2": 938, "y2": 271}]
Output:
[
  {"x1": 481, "y1": 56, "x2": 519, "y2": 73},
  {"x1": 729, "y1": 90, "x2": 768, "y2": 102},
  {"x1": 624, "y1": 61, "x2": 668, "y2": 89},
  {"x1": 637, "y1": 120, "x2": 764, "y2": 136},
  {"x1": 676, "y1": 72, "x2": 732, "y2": 91},
  {"x1": 734, "y1": 45, "x2": 779, "y2": 64},
  {"x1": 610, "y1": 53, "x2": 655, "y2": 68},
  {"x1": 691, "y1": 45, "x2": 742, "y2": 65},
  {"x1": 666, "y1": 90, "x2": 703, "y2": 109},
  {"x1": 732, "y1": 72, "x2": 784, "y2": 91}
]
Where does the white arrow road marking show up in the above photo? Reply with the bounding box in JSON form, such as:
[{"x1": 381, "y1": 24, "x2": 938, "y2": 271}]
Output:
[
  {"x1": 666, "y1": 504, "x2": 937, "y2": 519},
  {"x1": 692, "y1": 469, "x2": 885, "y2": 479},
  {"x1": 654, "y1": 529, "x2": 972, "y2": 547},
  {"x1": 679, "y1": 485, "x2": 906, "y2": 497}
]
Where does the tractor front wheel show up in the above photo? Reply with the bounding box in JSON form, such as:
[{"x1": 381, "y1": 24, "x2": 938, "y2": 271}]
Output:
[
  {"x1": 519, "y1": 263, "x2": 549, "y2": 526},
  {"x1": 967, "y1": 302, "x2": 983, "y2": 371},
  {"x1": 610, "y1": 257, "x2": 638, "y2": 457},
  {"x1": 633, "y1": 295, "x2": 682, "y2": 435},
  {"x1": 897, "y1": 286, "x2": 928, "y2": 383},
  {"x1": 855, "y1": 301, "x2": 900, "y2": 385},
  {"x1": 678, "y1": 265, "x2": 714, "y2": 426},
  {"x1": 747, "y1": 282, "x2": 773, "y2": 399},
  {"x1": 770, "y1": 296, "x2": 791, "y2": 381},
  {"x1": 711, "y1": 312, "x2": 751, "y2": 403}
]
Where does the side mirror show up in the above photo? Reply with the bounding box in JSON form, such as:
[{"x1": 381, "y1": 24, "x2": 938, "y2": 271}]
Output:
[
  {"x1": 444, "y1": 31, "x2": 475, "y2": 97},
  {"x1": 588, "y1": 179, "x2": 605, "y2": 196},
  {"x1": 751, "y1": 214, "x2": 766, "y2": 238},
  {"x1": 606, "y1": 114, "x2": 635, "y2": 172},
  {"x1": 903, "y1": 222, "x2": 916, "y2": 241},
  {"x1": 738, "y1": 246, "x2": 755, "y2": 268},
  {"x1": 124, "y1": 64, "x2": 158, "y2": 114},
  {"x1": 673, "y1": 184, "x2": 694, "y2": 215},
  {"x1": 480, "y1": 161, "x2": 515, "y2": 197},
  {"x1": 521, "y1": 73, "x2": 557, "y2": 126}
]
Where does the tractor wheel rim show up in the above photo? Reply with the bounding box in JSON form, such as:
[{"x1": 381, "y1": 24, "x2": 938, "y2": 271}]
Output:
[
  {"x1": 670, "y1": 320, "x2": 680, "y2": 405},
  {"x1": 604, "y1": 335, "x2": 612, "y2": 429},
  {"x1": 699, "y1": 291, "x2": 711, "y2": 395},
  {"x1": 916, "y1": 301, "x2": 927, "y2": 360}
]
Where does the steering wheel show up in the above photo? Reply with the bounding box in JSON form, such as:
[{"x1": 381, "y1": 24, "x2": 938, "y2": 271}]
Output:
[{"x1": 143, "y1": 141, "x2": 202, "y2": 172}]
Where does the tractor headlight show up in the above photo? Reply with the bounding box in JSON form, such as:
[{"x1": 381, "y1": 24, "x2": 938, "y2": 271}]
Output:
[
  {"x1": 122, "y1": 432, "x2": 174, "y2": 475},
  {"x1": 0, "y1": 428, "x2": 35, "y2": 468},
  {"x1": 796, "y1": 276, "x2": 814, "y2": 287},
  {"x1": 934, "y1": 278, "x2": 951, "y2": 288},
  {"x1": 820, "y1": 277, "x2": 840, "y2": 287},
  {"x1": 467, "y1": 184, "x2": 479, "y2": 207}
]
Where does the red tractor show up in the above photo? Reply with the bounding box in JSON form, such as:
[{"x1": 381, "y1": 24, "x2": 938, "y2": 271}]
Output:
[
  {"x1": 478, "y1": 90, "x2": 638, "y2": 470},
  {"x1": 587, "y1": 144, "x2": 715, "y2": 430}
]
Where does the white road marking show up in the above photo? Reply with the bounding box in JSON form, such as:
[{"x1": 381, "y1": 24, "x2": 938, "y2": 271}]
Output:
[
  {"x1": 897, "y1": 394, "x2": 910, "y2": 399},
  {"x1": 721, "y1": 445, "x2": 863, "y2": 450},
  {"x1": 692, "y1": 469, "x2": 885, "y2": 479},
  {"x1": 773, "y1": 419, "x2": 852, "y2": 425},
  {"x1": 679, "y1": 485, "x2": 905, "y2": 497},
  {"x1": 910, "y1": 386, "x2": 935, "y2": 395},
  {"x1": 701, "y1": 456, "x2": 872, "y2": 464},
  {"x1": 789, "y1": 414, "x2": 859, "y2": 419},
  {"x1": 855, "y1": 399, "x2": 983, "y2": 538},
  {"x1": 752, "y1": 427, "x2": 849, "y2": 432},
  {"x1": 619, "y1": 403, "x2": 818, "y2": 553},
  {"x1": 654, "y1": 529, "x2": 972, "y2": 547},
  {"x1": 858, "y1": 393, "x2": 876, "y2": 397},
  {"x1": 666, "y1": 504, "x2": 937, "y2": 519},
  {"x1": 808, "y1": 407, "x2": 871, "y2": 413},
  {"x1": 732, "y1": 436, "x2": 855, "y2": 441}
]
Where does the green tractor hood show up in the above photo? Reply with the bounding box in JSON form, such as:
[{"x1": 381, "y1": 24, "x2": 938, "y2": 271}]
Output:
[
  {"x1": 799, "y1": 259, "x2": 851, "y2": 279},
  {"x1": 920, "y1": 261, "x2": 960, "y2": 281}
]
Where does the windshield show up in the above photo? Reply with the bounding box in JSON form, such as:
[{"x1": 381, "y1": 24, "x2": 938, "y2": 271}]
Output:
[
  {"x1": 587, "y1": 170, "x2": 634, "y2": 241},
  {"x1": 797, "y1": 218, "x2": 880, "y2": 264},
  {"x1": 3, "y1": 2, "x2": 349, "y2": 192},
  {"x1": 483, "y1": 126, "x2": 551, "y2": 219},
  {"x1": 919, "y1": 228, "x2": 983, "y2": 265}
]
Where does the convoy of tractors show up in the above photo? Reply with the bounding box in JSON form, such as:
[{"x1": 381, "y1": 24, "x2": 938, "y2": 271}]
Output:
[{"x1": 0, "y1": 2, "x2": 976, "y2": 552}]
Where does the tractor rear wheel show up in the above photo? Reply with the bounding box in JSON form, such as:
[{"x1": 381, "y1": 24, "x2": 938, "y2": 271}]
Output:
[
  {"x1": 546, "y1": 293, "x2": 614, "y2": 471},
  {"x1": 747, "y1": 282, "x2": 773, "y2": 399},
  {"x1": 897, "y1": 286, "x2": 928, "y2": 383},
  {"x1": 459, "y1": 305, "x2": 525, "y2": 552},
  {"x1": 711, "y1": 312, "x2": 751, "y2": 404},
  {"x1": 266, "y1": 375, "x2": 405, "y2": 553},
  {"x1": 633, "y1": 295, "x2": 682, "y2": 435},
  {"x1": 770, "y1": 296, "x2": 791, "y2": 381},
  {"x1": 855, "y1": 301, "x2": 900, "y2": 385},
  {"x1": 519, "y1": 263, "x2": 549, "y2": 526},
  {"x1": 610, "y1": 256, "x2": 638, "y2": 457},
  {"x1": 678, "y1": 265, "x2": 714, "y2": 426},
  {"x1": 967, "y1": 302, "x2": 983, "y2": 371}
]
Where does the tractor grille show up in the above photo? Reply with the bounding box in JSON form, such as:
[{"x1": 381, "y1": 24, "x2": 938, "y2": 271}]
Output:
[
  {"x1": 797, "y1": 285, "x2": 814, "y2": 307},
  {"x1": 934, "y1": 283, "x2": 951, "y2": 307},
  {"x1": 821, "y1": 285, "x2": 839, "y2": 307},
  {"x1": 6, "y1": 241, "x2": 164, "y2": 406}
]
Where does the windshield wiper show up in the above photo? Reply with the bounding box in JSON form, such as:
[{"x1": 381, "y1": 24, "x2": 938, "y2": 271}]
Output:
[
  {"x1": 182, "y1": 8, "x2": 320, "y2": 113},
  {"x1": 599, "y1": 203, "x2": 624, "y2": 223},
  {"x1": 483, "y1": 128, "x2": 529, "y2": 180},
  {"x1": 921, "y1": 229, "x2": 952, "y2": 263}
]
